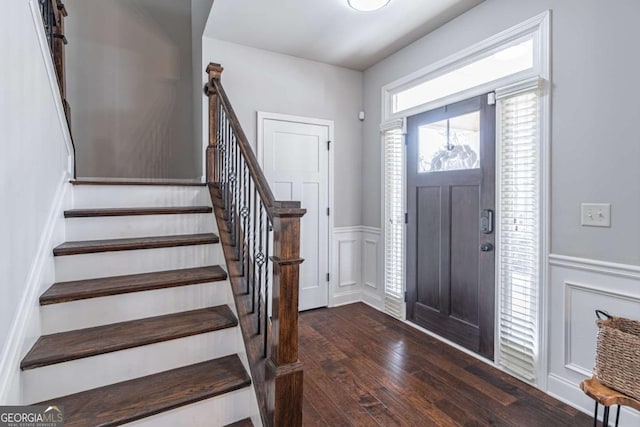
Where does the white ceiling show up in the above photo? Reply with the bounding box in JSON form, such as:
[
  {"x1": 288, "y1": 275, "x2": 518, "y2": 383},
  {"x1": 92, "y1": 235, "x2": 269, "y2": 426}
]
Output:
[{"x1": 204, "y1": 0, "x2": 485, "y2": 71}]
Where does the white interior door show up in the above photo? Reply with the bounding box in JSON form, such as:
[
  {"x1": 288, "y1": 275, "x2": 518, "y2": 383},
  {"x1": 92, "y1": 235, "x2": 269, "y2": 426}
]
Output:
[{"x1": 261, "y1": 117, "x2": 330, "y2": 311}]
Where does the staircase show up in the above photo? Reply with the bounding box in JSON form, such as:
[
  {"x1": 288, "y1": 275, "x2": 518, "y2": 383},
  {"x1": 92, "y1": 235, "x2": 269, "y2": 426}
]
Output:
[{"x1": 21, "y1": 181, "x2": 258, "y2": 426}]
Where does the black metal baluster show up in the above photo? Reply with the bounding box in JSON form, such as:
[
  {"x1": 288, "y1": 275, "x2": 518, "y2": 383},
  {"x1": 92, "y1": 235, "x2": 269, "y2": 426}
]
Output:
[
  {"x1": 233, "y1": 134, "x2": 240, "y2": 254},
  {"x1": 216, "y1": 100, "x2": 222, "y2": 183},
  {"x1": 251, "y1": 186, "x2": 258, "y2": 314},
  {"x1": 229, "y1": 131, "x2": 237, "y2": 248},
  {"x1": 39, "y1": 0, "x2": 54, "y2": 53},
  {"x1": 240, "y1": 162, "x2": 248, "y2": 276},
  {"x1": 224, "y1": 120, "x2": 232, "y2": 219},
  {"x1": 220, "y1": 110, "x2": 226, "y2": 206},
  {"x1": 263, "y1": 219, "x2": 271, "y2": 357},
  {"x1": 229, "y1": 127, "x2": 233, "y2": 221},
  {"x1": 245, "y1": 175, "x2": 252, "y2": 293},
  {"x1": 256, "y1": 202, "x2": 265, "y2": 335},
  {"x1": 219, "y1": 110, "x2": 227, "y2": 204},
  {"x1": 236, "y1": 147, "x2": 242, "y2": 259}
]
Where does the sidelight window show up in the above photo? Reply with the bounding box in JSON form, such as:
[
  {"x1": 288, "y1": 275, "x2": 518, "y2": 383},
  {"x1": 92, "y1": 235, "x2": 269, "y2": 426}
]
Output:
[
  {"x1": 496, "y1": 87, "x2": 541, "y2": 382},
  {"x1": 382, "y1": 123, "x2": 405, "y2": 319}
]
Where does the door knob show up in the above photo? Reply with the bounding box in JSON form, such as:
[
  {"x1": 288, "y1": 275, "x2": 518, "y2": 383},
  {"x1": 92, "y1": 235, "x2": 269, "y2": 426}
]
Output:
[{"x1": 480, "y1": 243, "x2": 494, "y2": 252}]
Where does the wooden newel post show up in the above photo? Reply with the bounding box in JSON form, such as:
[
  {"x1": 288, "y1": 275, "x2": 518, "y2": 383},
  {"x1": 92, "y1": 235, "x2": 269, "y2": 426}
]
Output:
[
  {"x1": 266, "y1": 202, "x2": 306, "y2": 427},
  {"x1": 205, "y1": 63, "x2": 224, "y2": 184}
]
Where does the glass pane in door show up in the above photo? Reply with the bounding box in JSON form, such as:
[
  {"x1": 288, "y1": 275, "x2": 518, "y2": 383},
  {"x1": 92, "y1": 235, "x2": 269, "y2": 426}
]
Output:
[{"x1": 418, "y1": 111, "x2": 480, "y2": 173}]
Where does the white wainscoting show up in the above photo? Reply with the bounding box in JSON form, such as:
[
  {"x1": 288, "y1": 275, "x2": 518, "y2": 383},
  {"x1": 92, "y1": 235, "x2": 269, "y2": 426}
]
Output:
[
  {"x1": 331, "y1": 227, "x2": 362, "y2": 306},
  {"x1": 331, "y1": 227, "x2": 383, "y2": 309},
  {"x1": 548, "y1": 254, "x2": 640, "y2": 425},
  {"x1": 361, "y1": 227, "x2": 384, "y2": 310}
]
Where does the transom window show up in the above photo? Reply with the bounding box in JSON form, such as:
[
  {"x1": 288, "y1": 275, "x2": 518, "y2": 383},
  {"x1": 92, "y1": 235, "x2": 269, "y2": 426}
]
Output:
[{"x1": 393, "y1": 37, "x2": 534, "y2": 114}]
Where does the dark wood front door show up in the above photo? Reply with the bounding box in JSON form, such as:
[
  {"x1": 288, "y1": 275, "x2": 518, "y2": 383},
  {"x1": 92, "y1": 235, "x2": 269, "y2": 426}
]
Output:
[{"x1": 406, "y1": 94, "x2": 496, "y2": 359}]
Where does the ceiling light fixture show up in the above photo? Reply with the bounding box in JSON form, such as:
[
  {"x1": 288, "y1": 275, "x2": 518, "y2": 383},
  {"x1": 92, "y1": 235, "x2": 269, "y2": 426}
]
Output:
[{"x1": 348, "y1": 0, "x2": 390, "y2": 12}]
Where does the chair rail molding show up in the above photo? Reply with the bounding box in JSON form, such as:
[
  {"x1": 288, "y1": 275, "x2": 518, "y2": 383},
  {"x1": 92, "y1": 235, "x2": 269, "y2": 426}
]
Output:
[{"x1": 549, "y1": 254, "x2": 640, "y2": 280}]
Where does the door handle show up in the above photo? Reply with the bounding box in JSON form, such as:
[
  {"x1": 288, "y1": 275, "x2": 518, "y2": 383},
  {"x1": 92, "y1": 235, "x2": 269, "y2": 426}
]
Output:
[{"x1": 480, "y1": 243, "x2": 494, "y2": 252}]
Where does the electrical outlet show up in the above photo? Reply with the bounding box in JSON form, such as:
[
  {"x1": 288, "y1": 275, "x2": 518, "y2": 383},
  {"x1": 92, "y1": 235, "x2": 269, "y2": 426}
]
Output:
[{"x1": 581, "y1": 203, "x2": 611, "y2": 227}]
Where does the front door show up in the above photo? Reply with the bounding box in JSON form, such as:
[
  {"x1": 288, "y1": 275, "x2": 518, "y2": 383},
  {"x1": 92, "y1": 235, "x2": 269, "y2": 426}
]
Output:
[
  {"x1": 406, "y1": 95, "x2": 496, "y2": 359},
  {"x1": 261, "y1": 116, "x2": 330, "y2": 311}
]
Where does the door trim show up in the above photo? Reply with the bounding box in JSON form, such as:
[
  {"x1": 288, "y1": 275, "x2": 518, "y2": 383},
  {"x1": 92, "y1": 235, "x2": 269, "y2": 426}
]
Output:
[{"x1": 256, "y1": 111, "x2": 334, "y2": 308}]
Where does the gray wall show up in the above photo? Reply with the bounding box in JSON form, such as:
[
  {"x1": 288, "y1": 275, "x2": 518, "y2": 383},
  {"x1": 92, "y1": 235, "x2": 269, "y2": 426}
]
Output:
[
  {"x1": 202, "y1": 38, "x2": 364, "y2": 227},
  {"x1": 363, "y1": 0, "x2": 640, "y2": 265},
  {"x1": 66, "y1": 0, "x2": 198, "y2": 179},
  {"x1": 191, "y1": 0, "x2": 214, "y2": 181}
]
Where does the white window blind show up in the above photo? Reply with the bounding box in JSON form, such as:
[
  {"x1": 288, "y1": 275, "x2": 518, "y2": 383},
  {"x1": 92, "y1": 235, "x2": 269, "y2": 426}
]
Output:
[
  {"x1": 497, "y1": 89, "x2": 540, "y2": 383},
  {"x1": 383, "y1": 126, "x2": 405, "y2": 319}
]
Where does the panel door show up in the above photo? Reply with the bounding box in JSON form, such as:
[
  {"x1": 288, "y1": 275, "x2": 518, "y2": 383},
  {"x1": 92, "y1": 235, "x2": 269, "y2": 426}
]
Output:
[
  {"x1": 262, "y1": 118, "x2": 330, "y2": 311},
  {"x1": 406, "y1": 95, "x2": 496, "y2": 359}
]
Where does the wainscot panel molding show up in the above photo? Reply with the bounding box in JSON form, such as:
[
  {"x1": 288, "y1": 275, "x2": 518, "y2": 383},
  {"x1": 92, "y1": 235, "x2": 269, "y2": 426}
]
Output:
[
  {"x1": 332, "y1": 227, "x2": 362, "y2": 307},
  {"x1": 547, "y1": 254, "x2": 640, "y2": 425},
  {"x1": 361, "y1": 227, "x2": 384, "y2": 310},
  {"x1": 331, "y1": 227, "x2": 383, "y2": 309}
]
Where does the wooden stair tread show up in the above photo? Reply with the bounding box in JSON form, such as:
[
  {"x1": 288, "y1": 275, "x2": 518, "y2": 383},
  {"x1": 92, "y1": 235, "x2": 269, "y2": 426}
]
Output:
[
  {"x1": 53, "y1": 233, "x2": 219, "y2": 256},
  {"x1": 37, "y1": 355, "x2": 251, "y2": 427},
  {"x1": 64, "y1": 206, "x2": 212, "y2": 218},
  {"x1": 21, "y1": 306, "x2": 237, "y2": 370},
  {"x1": 40, "y1": 266, "x2": 227, "y2": 305},
  {"x1": 70, "y1": 179, "x2": 206, "y2": 187},
  {"x1": 225, "y1": 418, "x2": 255, "y2": 427}
]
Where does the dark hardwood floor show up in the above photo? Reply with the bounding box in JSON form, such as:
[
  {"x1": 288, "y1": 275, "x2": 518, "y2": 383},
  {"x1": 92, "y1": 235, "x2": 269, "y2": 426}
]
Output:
[{"x1": 300, "y1": 303, "x2": 591, "y2": 427}]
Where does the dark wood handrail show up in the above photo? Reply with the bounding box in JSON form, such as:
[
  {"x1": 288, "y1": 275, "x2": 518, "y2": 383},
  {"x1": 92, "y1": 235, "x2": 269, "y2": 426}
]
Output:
[{"x1": 205, "y1": 63, "x2": 305, "y2": 427}]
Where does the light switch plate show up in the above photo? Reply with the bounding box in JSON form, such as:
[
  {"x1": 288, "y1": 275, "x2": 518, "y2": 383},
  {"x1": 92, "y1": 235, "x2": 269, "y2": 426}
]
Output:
[{"x1": 581, "y1": 203, "x2": 611, "y2": 227}]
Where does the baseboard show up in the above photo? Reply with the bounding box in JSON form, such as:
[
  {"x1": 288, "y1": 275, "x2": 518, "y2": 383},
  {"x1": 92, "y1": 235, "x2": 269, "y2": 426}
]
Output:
[
  {"x1": 330, "y1": 290, "x2": 363, "y2": 307},
  {"x1": 360, "y1": 298, "x2": 385, "y2": 313},
  {"x1": 361, "y1": 291, "x2": 384, "y2": 311},
  {"x1": 0, "y1": 174, "x2": 70, "y2": 403}
]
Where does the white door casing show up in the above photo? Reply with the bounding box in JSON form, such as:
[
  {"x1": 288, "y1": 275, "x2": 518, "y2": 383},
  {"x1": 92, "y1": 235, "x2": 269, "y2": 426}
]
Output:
[{"x1": 258, "y1": 113, "x2": 332, "y2": 311}]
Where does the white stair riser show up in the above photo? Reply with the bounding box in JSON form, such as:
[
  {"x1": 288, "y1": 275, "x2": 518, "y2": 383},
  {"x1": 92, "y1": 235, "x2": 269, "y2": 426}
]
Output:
[
  {"x1": 40, "y1": 281, "x2": 232, "y2": 334},
  {"x1": 124, "y1": 388, "x2": 258, "y2": 427},
  {"x1": 54, "y1": 244, "x2": 223, "y2": 282},
  {"x1": 22, "y1": 328, "x2": 242, "y2": 403},
  {"x1": 72, "y1": 186, "x2": 211, "y2": 209},
  {"x1": 65, "y1": 214, "x2": 216, "y2": 241}
]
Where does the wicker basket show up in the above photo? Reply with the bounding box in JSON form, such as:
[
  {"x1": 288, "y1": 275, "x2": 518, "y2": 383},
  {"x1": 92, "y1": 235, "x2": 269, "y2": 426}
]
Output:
[{"x1": 595, "y1": 315, "x2": 640, "y2": 401}]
